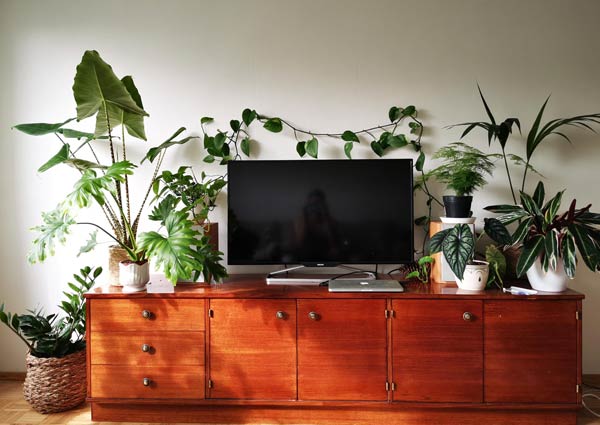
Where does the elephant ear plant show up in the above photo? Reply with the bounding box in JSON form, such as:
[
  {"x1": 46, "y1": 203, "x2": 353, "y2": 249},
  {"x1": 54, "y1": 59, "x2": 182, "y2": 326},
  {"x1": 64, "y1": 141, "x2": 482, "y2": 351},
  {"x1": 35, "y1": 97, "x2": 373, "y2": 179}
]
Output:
[
  {"x1": 485, "y1": 181, "x2": 600, "y2": 278},
  {"x1": 13, "y1": 50, "x2": 213, "y2": 284},
  {"x1": 427, "y1": 224, "x2": 475, "y2": 280}
]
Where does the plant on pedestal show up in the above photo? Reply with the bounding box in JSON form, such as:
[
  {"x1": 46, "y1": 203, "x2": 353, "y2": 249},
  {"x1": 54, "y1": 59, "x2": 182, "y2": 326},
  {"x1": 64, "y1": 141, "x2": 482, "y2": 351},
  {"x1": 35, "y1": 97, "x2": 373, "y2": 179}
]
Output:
[{"x1": 14, "y1": 50, "x2": 214, "y2": 285}]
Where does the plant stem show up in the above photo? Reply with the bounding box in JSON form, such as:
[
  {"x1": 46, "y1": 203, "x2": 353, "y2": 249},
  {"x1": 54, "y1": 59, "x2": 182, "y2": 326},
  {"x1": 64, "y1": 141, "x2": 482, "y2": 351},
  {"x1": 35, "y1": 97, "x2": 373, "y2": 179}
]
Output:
[
  {"x1": 501, "y1": 147, "x2": 518, "y2": 204},
  {"x1": 122, "y1": 126, "x2": 132, "y2": 230},
  {"x1": 77, "y1": 222, "x2": 137, "y2": 260},
  {"x1": 521, "y1": 158, "x2": 530, "y2": 194}
]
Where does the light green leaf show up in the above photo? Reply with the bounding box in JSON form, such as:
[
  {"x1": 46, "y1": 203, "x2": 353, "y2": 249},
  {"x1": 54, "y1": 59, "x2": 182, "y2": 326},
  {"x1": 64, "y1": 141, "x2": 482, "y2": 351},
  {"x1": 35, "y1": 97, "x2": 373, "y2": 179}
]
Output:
[
  {"x1": 241, "y1": 138, "x2": 251, "y2": 157},
  {"x1": 38, "y1": 144, "x2": 70, "y2": 172},
  {"x1": 306, "y1": 137, "x2": 318, "y2": 158},
  {"x1": 77, "y1": 231, "x2": 98, "y2": 257},
  {"x1": 143, "y1": 127, "x2": 197, "y2": 163},
  {"x1": 67, "y1": 161, "x2": 135, "y2": 208},
  {"x1": 516, "y1": 234, "x2": 544, "y2": 277},
  {"x1": 28, "y1": 207, "x2": 76, "y2": 263},
  {"x1": 344, "y1": 141, "x2": 353, "y2": 159},
  {"x1": 263, "y1": 118, "x2": 283, "y2": 133},
  {"x1": 12, "y1": 118, "x2": 75, "y2": 136}
]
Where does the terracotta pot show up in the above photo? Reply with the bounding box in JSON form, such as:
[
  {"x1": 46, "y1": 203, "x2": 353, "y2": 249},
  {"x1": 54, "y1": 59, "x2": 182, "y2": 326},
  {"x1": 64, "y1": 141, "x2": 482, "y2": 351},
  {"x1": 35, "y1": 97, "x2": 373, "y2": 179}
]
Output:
[
  {"x1": 108, "y1": 245, "x2": 130, "y2": 286},
  {"x1": 119, "y1": 260, "x2": 150, "y2": 292}
]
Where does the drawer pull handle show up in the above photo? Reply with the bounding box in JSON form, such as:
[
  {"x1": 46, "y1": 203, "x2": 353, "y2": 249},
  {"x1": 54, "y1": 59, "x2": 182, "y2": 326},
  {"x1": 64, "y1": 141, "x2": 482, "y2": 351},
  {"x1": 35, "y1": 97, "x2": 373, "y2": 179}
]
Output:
[
  {"x1": 308, "y1": 311, "x2": 320, "y2": 321},
  {"x1": 142, "y1": 377, "x2": 152, "y2": 387},
  {"x1": 141, "y1": 344, "x2": 151, "y2": 353},
  {"x1": 463, "y1": 312, "x2": 473, "y2": 322},
  {"x1": 141, "y1": 310, "x2": 153, "y2": 319},
  {"x1": 276, "y1": 311, "x2": 286, "y2": 320}
]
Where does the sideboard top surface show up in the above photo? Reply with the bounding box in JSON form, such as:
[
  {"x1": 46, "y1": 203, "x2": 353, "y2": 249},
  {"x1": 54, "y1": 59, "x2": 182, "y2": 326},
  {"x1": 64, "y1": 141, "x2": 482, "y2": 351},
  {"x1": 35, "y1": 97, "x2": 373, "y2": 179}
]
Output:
[{"x1": 85, "y1": 274, "x2": 584, "y2": 300}]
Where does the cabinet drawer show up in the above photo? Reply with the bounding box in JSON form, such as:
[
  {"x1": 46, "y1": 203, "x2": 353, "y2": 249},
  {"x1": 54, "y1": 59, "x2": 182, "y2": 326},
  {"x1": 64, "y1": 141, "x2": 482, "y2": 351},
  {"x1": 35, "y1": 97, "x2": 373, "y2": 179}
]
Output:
[
  {"x1": 91, "y1": 331, "x2": 205, "y2": 366},
  {"x1": 90, "y1": 299, "x2": 204, "y2": 332},
  {"x1": 91, "y1": 365, "x2": 204, "y2": 399}
]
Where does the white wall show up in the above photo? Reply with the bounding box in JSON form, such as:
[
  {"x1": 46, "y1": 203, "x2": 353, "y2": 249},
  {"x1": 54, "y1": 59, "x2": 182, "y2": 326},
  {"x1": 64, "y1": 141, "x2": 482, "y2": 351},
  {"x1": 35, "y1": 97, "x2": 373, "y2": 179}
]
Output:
[{"x1": 1, "y1": 0, "x2": 599, "y2": 372}]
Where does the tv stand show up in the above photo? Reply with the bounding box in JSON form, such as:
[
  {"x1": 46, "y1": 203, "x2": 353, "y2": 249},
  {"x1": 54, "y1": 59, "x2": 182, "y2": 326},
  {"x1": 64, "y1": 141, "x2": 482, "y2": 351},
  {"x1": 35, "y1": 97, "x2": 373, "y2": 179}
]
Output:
[
  {"x1": 85, "y1": 275, "x2": 583, "y2": 424},
  {"x1": 266, "y1": 264, "x2": 376, "y2": 285}
]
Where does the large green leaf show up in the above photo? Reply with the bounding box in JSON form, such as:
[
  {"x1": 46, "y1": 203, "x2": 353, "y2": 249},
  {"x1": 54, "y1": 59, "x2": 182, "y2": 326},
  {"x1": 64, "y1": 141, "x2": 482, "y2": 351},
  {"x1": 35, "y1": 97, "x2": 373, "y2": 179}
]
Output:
[
  {"x1": 13, "y1": 118, "x2": 75, "y2": 136},
  {"x1": 77, "y1": 230, "x2": 98, "y2": 257},
  {"x1": 516, "y1": 234, "x2": 544, "y2": 277},
  {"x1": 484, "y1": 218, "x2": 512, "y2": 245},
  {"x1": 73, "y1": 50, "x2": 148, "y2": 122},
  {"x1": 137, "y1": 210, "x2": 204, "y2": 284},
  {"x1": 143, "y1": 128, "x2": 197, "y2": 163},
  {"x1": 486, "y1": 244, "x2": 507, "y2": 286},
  {"x1": 544, "y1": 230, "x2": 559, "y2": 271},
  {"x1": 442, "y1": 224, "x2": 474, "y2": 280},
  {"x1": 520, "y1": 191, "x2": 542, "y2": 217},
  {"x1": 427, "y1": 228, "x2": 450, "y2": 254},
  {"x1": 562, "y1": 231, "x2": 577, "y2": 278},
  {"x1": 526, "y1": 95, "x2": 551, "y2": 160},
  {"x1": 263, "y1": 117, "x2": 283, "y2": 133},
  {"x1": 38, "y1": 144, "x2": 70, "y2": 172},
  {"x1": 511, "y1": 217, "x2": 533, "y2": 245},
  {"x1": 484, "y1": 204, "x2": 524, "y2": 214},
  {"x1": 542, "y1": 190, "x2": 564, "y2": 224},
  {"x1": 569, "y1": 223, "x2": 600, "y2": 272},
  {"x1": 67, "y1": 161, "x2": 135, "y2": 207},
  {"x1": 28, "y1": 207, "x2": 76, "y2": 263},
  {"x1": 306, "y1": 137, "x2": 318, "y2": 158},
  {"x1": 532, "y1": 181, "x2": 545, "y2": 208}
]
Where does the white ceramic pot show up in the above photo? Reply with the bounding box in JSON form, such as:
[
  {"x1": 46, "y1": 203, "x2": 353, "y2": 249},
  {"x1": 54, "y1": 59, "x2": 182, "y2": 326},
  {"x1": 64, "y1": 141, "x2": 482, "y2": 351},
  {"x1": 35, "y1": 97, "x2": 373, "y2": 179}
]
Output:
[
  {"x1": 526, "y1": 257, "x2": 569, "y2": 293},
  {"x1": 455, "y1": 260, "x2": 489, "y2": 291},
  {"x1": 119, "y1": 261, "x2": 150, "y2": 292}
]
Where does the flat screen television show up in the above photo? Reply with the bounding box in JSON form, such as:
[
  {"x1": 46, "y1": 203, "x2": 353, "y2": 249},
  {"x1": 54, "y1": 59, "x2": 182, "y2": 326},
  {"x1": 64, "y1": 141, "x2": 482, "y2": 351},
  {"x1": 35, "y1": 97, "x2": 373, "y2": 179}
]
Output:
[{"x1": 227, "y1": 159, "x2": 413, "y2": 266}]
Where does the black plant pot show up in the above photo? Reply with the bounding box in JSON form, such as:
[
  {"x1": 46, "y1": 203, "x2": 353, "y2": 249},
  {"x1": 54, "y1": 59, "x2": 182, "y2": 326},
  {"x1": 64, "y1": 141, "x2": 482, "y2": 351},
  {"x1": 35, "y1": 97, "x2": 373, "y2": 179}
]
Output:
[{"x1": 443, "y1": 195, "x2": 473, "y2": 218}]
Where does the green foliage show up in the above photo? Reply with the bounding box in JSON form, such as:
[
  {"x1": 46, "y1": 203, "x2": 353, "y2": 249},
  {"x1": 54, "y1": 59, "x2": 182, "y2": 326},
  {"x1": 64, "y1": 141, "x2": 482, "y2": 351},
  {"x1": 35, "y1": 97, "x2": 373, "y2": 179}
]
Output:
[
  {"x1": 67, "y1": 161, "x2": 135, "y2": 208},
  {"x1": 485, "y1": 181, "x2": 600, "y2": 278},
  {"x1": 28, "y1": 207, "x2": 76, "y2": 264},
  {"x1": 428, "y1": 224, "x2": 475, "y2": 280},
  {"x1": 405, "y1": 256, "x2": 434, "y2": 284},
  {"x1": 428, "y1": 142, "x2": 496, "y2": 196},
  {"x1": 0, "y1": 266, "x2": 101, "y2": 358},
  {"x1": 485, "y1": 245, "x2": 506, "y2": 288},
  {"x1": 143, "y1": 127, "x2": 198, "y2": 163}
]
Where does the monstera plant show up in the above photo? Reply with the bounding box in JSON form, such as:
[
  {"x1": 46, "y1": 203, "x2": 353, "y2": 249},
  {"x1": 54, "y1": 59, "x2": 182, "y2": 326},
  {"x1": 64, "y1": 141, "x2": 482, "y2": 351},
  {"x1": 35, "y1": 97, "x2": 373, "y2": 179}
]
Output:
[{"x1": 14, "y1": 50, "x2": 214, "y2": 284}]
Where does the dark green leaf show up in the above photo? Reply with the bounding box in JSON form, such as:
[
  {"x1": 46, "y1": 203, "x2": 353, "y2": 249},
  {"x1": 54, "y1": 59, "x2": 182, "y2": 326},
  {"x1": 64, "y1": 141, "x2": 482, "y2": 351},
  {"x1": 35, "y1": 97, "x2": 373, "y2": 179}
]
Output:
[
  {"x1": 388, "y1": 134, "x2": 408, "y2": 148},
  {"x1": 203, "y1": 155, "x2": 215, "y2": 163},
  {"x1": 526, "y1": 95, "x2": 551, "y2": 159},
  {"x1": 341, "y1": 130, "x2": 359, "y2": 143},
  {"x1": 484, "y1": 218, "x2": 512, "y2": 245},
  {"x1": 241, "y1": 138, "x2": 251, "y2": 157},
  {"x1": 296, "y1": 141, "x2": 306, "y2": 157},
  {"x1": 569, "y1": 224, "x2": 600, "y2": 272},
  {"x1": 213, "y1": 132, "x2": 226, "y2": 152},
  {"x1": 484, "y1": 204, "x2": 524, "y2": 214},
  {"x1": 402, "y1": 105, "x2": 416, "y2": 117},
  {"x1": 38, "y1": 144, "x2": 70, "y2": 172},
  {"x1": 12, "y1": 118, "x2": 75, "y2": 136},
  {"x1": 230, "y1": 120, "x2": 240, "y2": 132},
  {"x1": 512, "y1": 218, "x2": 533, "y2": 245},
  {"x1": 543, "y1": 190, "x2": 564, "y2": 224},
  {"x1": 370, "y1": 141, "x2": 384, "y2": 157},
  {"x1": 415, "y1": 152, "x2": 425, "y2": 171},
  {"x1": 263, "y1": 118, "x2": 283, "y2": 133},
  {"x1": 532, "y1": 181, "x2": 545, "y2": 208},
  {"x1": 516, "y1": 234, "x2": 544, "y2": 277},
  {"x1": 388, "y1": 106, "x2": 400, "y2": 122},
  {"x1": 520, "y1": 191, "x2": 542, "y2": 217},
  {"x1": 306, "y1": 137, "x2": 318, "y2": 158},
  {"x1": 427, "y1": 228, "x2": 450, "y2": 254},
  {"x1": 496, "y1": 210, "x2": 530, "y2": 225},
  {"x1": 442, "y1": 224, "x2": 474, "y2": 280},
  {"x1": 544, "y1": 230, "x2": 559, "y2": 271},
  {"x1": 562, "y1": 231, "x2": 577, "y2": 278},
  {"x1": 344, "y1": 142, "x2": 353, "y2": 159},
  {"x1": 242, "y1": 109, "x2": 257, "y2": 126},
  {"x1": 414, "y1": 216, "x2": 429, "y2": 226},
  {"x1": 477, "y1": 85, "x2": 496, "y2": 126},
  {"x1": 577, "y1": 212, "x2": 600, "y2": 225},
  {"x1": 200, "y1": 116, "x2": 214, "y2": 124}
]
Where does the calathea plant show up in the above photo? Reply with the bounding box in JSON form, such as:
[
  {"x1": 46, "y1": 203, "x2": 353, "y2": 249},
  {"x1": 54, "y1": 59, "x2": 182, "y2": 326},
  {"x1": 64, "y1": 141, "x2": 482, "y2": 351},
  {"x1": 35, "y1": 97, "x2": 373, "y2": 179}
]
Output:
[
  {"x1": 484, "y1": 181, "x2": 600, "y2": 278},
  {"x1": 14, "y1": 50, "x2": 209, "y2": 284},
  {"x1": 0, "y1": 266, "x2": 101, "y2": 357}
]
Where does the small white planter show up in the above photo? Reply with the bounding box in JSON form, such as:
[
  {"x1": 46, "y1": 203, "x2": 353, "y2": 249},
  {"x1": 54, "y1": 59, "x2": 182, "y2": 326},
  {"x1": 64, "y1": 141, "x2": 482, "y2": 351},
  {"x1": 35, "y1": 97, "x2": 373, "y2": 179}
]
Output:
[
  {"x1": 455, "y1": 260, "x2": 489, "y2": 291},
  {"x1": 119, "y1": 261, "x2": 150, "y2": 292},
  {"x1": 526, "y1": 258, "x2": 569, "y2": 293}
]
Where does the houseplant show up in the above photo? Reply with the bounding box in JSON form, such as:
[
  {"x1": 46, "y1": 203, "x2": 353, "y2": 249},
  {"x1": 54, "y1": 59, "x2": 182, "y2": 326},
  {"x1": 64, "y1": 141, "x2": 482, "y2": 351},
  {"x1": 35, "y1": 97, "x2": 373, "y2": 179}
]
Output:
[
  {"x1": 485, "y1": 181, "x2": 600, "y2": 292},
  {"x1": 426, "y1": 142, "x2": 496, "y2": 218},
  {"x1": 0, "y1": 266, "x2": 101, "y2": 413},
  {"x1": 151, "y1": 167, "x2": 228, "y2": 282},
  {"x1": 14, "y1": 50, "x2": 212, "y2": 285}
]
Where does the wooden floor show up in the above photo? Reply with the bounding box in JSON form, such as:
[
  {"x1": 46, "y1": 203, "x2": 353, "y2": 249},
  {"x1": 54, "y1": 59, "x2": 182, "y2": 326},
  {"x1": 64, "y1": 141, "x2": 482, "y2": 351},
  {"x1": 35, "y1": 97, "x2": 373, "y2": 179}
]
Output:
[{"x1": 1, "y1": 380, "x2": 600, "y2": 424}]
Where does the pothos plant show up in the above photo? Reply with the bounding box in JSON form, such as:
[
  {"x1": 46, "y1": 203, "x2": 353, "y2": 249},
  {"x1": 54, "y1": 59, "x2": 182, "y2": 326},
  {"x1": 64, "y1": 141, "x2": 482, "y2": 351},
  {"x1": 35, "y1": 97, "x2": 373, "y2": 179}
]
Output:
[
  {"x1": 197, "y1": 105, "x2": 442, "y2": 254},
  {"x1": 14, "y1": 50, "x2": 212, "y2": 284}
]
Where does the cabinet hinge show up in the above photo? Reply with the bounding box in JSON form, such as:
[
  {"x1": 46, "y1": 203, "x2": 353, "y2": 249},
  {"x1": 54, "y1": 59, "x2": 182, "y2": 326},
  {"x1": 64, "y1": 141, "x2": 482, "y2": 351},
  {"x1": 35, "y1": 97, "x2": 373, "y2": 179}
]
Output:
[
  {"x1": 576, "y1": 311, "x2": 582, "y2": 321},
  {"x1": 391, "y1": 382, "x2": 396, "y2": 391},
  {"x1": 576, "y1": 384, "x2": 581, "y2": 393},
  {"x1": 385, "y1": 310, "x2": 394, "y2": 319},
  {"x1": 208, "y1": 379, "x2": 214, "y2": 389},
  {"x1": 208, "y1": 309, "x2": 214, "y2": 318},
  {"x1": 385, "y1": 381, "x2": 389, "y2": 391},
  {"x1": 385, "y1": 381, "x2": 396, "y2": 391}
]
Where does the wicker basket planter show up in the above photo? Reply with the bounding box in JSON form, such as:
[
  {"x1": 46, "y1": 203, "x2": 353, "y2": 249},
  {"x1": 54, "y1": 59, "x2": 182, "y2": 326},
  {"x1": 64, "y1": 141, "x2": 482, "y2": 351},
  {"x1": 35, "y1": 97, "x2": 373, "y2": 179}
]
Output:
[{"x1": 23, "y1": 349, "x2": 87, "y2": 414}]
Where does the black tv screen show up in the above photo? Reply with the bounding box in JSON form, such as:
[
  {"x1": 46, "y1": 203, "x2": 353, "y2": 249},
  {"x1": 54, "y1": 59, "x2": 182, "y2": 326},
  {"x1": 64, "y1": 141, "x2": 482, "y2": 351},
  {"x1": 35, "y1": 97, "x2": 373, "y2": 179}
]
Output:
[{"x1": 227, "y1": 159, "x2": 413, "y2": 265}]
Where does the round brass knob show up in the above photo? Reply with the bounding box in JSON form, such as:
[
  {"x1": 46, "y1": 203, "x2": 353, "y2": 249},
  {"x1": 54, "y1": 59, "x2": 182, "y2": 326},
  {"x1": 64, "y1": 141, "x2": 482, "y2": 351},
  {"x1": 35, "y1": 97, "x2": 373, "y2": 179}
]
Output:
[
  {"x1": 142, "y1": 377, "x2": 151, "y2": 386},
  {"x1": 276, "y1": 311, "x2": 286, "y2": 320},
  {"x1": 308, "y1": 311, "x2": 320, "y2": 321},
  {"x1": 141, "y1": 310, "x2": 152, "y2": 319},
  {"x1": 141, "y1": 344, "x2": 151, "y2": 353},
  {"x1": 463, "y1": 312, "x2": 473, "y2": 322}
]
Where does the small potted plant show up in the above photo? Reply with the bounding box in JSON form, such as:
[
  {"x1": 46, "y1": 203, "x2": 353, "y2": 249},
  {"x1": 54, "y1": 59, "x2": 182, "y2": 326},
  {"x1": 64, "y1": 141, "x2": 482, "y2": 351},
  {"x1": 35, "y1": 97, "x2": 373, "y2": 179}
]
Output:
[
  {"x1": 485, "y1": 181, "x2": 600, "y2": 292},
  {"x1": 427, "y1": 142, "x2": 496, "y2": 218},
  {"x1": 427, "y1": 223, "x2": 489, "y2": 291},
  {"x1": 0, "y1": 266, "x2": 101, "y2": 413}
]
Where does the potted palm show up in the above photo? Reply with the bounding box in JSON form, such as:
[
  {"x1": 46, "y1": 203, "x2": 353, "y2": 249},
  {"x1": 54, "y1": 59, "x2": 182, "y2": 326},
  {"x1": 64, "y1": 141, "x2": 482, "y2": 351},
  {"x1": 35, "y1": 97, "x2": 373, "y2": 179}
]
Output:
[
  {"x1": 0, "y1": 266, "x2": 101, "y2": 413},
  {"x1": 427, "y1": 143, "x2": 496, "y2": 218},
  {"x1": 485, "y1": 181, "x2": 600, "y2": 292},
  {"x1": 14, "y1": 50, "x2": 212, "y2": 286}
]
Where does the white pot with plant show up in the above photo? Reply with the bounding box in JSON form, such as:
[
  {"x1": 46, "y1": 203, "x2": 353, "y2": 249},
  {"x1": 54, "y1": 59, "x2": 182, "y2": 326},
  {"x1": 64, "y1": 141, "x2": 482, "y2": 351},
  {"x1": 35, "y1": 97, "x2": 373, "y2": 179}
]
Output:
[
  {"x1": 485, "y1": 181, "x2": 600, "y2": 293},
  {"x1": 14, "y1": 50, "x2": 217, "y2": 286}
]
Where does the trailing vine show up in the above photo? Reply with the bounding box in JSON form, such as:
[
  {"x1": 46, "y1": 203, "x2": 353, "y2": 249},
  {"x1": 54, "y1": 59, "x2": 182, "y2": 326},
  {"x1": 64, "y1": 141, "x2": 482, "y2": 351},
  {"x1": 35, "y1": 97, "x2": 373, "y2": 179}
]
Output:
[{"x1": 198, "y1": 106, "x2": 442, "y2": 255}]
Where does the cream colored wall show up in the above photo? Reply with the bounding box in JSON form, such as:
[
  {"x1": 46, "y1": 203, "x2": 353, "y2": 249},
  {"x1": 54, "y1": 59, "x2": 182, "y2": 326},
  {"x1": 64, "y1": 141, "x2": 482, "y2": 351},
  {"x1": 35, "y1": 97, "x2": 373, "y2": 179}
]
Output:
[{"x1": 1, "y1": 0, "x2": 599, "y2": 372}]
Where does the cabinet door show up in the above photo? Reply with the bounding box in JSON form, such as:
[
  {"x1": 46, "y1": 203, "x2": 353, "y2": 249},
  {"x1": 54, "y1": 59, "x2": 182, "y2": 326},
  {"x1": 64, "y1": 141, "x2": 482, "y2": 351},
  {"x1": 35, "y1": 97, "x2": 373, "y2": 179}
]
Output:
[
  {"x1": 484, "y1": 300, "x2": 578, "y2": 403},
  {"x1": 208, "y1": 299, "x2": 296, "y2": 400},
  {"x1": 392, "y1": 300, "x2": 483, "y2": 402},
  {"x1": 297, "y1": 299, "x2": 387, "y2": 401}
]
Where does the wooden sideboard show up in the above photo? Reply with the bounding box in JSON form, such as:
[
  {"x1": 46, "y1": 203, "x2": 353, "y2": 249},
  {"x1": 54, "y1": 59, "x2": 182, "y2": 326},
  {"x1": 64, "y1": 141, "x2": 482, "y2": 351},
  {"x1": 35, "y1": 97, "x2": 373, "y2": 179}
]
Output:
[{"x1": 85, "y1": 275, "x2": 584, "y2": 425}]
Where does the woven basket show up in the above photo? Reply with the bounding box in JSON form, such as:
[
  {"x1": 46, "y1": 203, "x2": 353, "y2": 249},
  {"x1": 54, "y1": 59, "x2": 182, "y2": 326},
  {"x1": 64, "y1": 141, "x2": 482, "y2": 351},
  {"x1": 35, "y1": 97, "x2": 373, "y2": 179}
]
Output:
[{"x1": 23, "y1": 349, "x2": 87, "y2": 414}]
